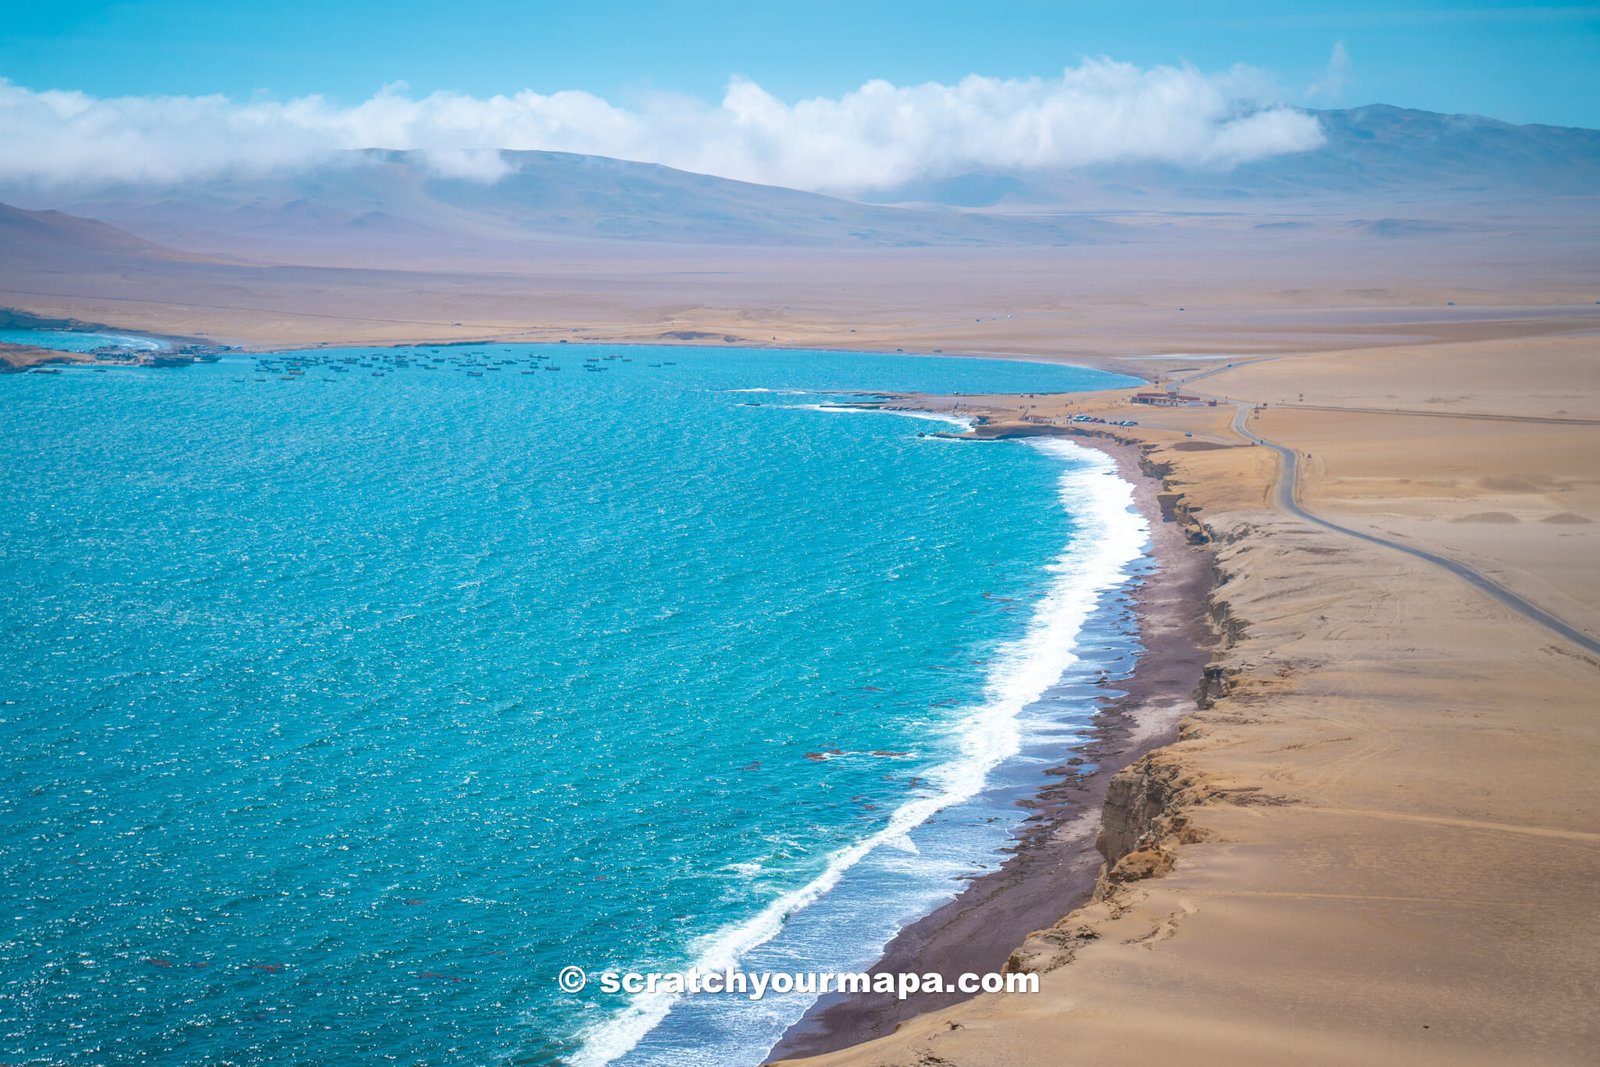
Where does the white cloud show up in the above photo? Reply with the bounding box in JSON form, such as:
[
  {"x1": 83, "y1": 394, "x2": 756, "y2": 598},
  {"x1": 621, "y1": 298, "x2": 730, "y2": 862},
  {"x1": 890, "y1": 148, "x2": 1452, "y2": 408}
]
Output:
[
  {"x1": 1306, "y1": 41, "x2": 1352, "y2": 101},
  {"x1": 0, "y1": 60, "x2": 1324, "y2": 194}
]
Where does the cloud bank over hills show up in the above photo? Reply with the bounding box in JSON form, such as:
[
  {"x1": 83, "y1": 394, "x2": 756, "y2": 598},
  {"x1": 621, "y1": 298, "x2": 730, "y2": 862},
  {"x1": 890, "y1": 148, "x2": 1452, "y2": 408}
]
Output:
[{"x1": 0, "y1": 60, "x2": 1323, "y2": 193}]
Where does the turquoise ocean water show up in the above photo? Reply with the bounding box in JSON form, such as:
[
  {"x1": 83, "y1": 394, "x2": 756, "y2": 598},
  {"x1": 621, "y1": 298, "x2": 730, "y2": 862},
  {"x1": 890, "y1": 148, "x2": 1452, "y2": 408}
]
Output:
[{"x1": 0, "y1": 342, "x2": 1145, "y2": 1065}]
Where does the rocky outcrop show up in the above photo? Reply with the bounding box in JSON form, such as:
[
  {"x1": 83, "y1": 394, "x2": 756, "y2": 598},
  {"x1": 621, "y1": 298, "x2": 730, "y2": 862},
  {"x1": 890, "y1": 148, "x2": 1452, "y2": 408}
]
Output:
[
  {"x1": 1094, "y1": 754, "x2": 1215, "y2": 893},
  {"x1": 0, "y1": 343, "x2": 90, "y2": 373},
  {"x1": 0, "y1": 308, "x2": 85, "y2": 331}
]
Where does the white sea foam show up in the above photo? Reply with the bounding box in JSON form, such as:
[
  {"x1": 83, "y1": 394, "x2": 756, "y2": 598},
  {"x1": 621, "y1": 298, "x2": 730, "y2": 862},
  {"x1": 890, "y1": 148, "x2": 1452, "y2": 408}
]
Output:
[
  {"x1": 572, "y1": 439, "x2": 1148, "y2": 1066},
  {"x1": 102, "y1": 334, "x2": 167, "y2": 352},
  {"x1": 791, "y1": 403, "x2": 973, "y2": 430}
]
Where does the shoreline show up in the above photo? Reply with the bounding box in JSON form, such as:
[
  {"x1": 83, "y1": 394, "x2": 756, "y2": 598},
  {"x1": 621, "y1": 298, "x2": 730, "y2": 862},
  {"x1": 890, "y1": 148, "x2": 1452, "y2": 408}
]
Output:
[
  {"x1": 2, "y1": 323, "x2": 1195, "y2": 1061},
  {"x1": 768, "y1": 432, "x2": 1215, "y2": 1060},
  {"x1": 597, "y1": 425, "x2": 1163, "y2": 1064}
]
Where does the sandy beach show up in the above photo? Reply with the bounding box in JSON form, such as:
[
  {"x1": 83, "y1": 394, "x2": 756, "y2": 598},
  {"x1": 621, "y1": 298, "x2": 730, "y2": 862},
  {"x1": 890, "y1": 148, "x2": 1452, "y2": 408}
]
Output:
[
  {"x1": 770, "y1": 322, "x2": 1600, "y2": 1065},
  {"x1": 771, "y1": 438, "x2": 1216, "y2": 1058}
]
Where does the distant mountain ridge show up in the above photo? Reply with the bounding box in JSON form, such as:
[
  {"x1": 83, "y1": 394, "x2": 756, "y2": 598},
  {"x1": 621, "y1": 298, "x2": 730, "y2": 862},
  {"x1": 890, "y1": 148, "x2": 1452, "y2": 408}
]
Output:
[
  {"x1": 0, "y1": 201, "x2": 201, "y2": 262},
  {"x1": 865, "y1": 105, "x2": 1600, "y2": 209},
  {"x1": 0, "y1": 150, "x2": 1114, "y2": 263},
  {"x1": 0, "y1": 104, "x2": 1594, "y2": 266}
]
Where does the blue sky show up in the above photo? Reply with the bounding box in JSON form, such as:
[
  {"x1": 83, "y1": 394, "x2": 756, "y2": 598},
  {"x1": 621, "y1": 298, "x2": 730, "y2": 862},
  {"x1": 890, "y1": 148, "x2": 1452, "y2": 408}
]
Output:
[{"x1": 4, "y1": 0, "x2": 1598, "y2": 127}]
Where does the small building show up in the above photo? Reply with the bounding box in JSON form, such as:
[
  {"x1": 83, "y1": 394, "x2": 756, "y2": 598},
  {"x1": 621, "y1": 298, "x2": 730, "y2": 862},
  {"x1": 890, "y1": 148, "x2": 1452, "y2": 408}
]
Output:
[{"x1": 1130, "y1": 391, "x2": 1205, "y2": 407}]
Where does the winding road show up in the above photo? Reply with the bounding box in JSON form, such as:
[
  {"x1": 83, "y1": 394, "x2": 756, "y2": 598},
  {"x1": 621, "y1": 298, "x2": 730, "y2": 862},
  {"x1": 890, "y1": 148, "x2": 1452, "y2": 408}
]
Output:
[{"x1": 1228, "y1": 403, "x2": 1600, "y2": 657}]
